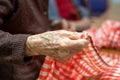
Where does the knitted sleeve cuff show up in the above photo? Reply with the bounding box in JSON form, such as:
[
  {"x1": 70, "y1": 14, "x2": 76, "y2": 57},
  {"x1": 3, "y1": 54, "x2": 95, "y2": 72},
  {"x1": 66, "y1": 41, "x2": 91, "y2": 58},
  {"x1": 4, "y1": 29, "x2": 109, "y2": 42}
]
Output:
[{"x1": 10, "y1": 34, "x2": 30, "y2": 63}]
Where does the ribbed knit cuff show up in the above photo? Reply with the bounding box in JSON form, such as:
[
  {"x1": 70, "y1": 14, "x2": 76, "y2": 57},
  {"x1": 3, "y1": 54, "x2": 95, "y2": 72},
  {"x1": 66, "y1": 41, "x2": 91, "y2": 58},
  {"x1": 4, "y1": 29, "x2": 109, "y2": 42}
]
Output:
[{"x1": 10, "y1": 34, "x2": 30, "y2": 63}]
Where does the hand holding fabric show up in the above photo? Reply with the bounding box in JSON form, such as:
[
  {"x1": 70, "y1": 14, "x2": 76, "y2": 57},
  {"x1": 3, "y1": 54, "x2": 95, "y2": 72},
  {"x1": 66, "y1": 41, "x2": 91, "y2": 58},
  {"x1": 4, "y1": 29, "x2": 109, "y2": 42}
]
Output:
[{"x1": 25, "y1": 30, "x2": 89, "y2": 62}]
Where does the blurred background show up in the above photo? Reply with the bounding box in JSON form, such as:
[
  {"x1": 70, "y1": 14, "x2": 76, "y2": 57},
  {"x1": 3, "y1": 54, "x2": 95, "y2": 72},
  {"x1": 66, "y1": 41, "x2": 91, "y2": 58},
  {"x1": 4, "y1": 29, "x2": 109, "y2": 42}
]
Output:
[
  {"x1": 91, "y1": 0, "x2": 120, "y2": 27},
  {"x1": 48, "y1": 0, "x2": 120, "y2": 53},
  {"x1": 49, "y1": 0, "x2": 120, "y2": 29}
]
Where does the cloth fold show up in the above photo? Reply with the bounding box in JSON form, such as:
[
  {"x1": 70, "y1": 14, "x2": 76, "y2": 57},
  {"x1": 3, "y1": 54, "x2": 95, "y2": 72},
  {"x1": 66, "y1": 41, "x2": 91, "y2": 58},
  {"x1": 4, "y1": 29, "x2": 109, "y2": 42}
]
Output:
[
  {"x1": 37, "y1": 30, "x2": 120, "y2": 80},
  {"x1": 87, "y1": 20, "x2": 120, "y2": 50}
]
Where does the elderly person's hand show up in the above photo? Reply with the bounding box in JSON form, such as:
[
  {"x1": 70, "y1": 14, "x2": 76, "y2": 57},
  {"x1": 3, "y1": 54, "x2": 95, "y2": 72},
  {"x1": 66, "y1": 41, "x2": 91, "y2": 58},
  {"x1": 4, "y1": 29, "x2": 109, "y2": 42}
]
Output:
[{"x1": 25, "y1": 30, "x2": 89, "y2": 62}]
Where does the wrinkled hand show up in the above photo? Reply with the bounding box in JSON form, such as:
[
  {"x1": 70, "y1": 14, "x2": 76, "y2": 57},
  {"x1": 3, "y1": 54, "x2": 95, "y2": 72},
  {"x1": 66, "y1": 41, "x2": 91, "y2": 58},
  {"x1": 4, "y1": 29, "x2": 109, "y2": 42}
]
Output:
[{"x1": 25, "y1": 30, "x2": 89, "y2": 62}]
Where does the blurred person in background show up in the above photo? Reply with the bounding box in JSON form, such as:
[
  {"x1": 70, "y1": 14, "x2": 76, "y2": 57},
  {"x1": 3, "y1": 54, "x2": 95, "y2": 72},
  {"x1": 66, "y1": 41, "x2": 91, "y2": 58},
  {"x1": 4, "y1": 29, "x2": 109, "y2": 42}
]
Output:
[
  {"x1": 72, "y1": 0, "x2": 90, "y2": 17},
  {"x1": 49, "y1": 0, "x2": 91, "y2": 32}
]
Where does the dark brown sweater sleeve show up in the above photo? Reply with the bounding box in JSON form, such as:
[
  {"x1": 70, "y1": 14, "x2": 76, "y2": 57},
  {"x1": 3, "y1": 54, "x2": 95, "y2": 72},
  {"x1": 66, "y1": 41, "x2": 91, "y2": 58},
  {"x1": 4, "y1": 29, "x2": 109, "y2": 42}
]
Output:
[{"x1": 0, "y1": 0, "x2": 29, "y2": 63}]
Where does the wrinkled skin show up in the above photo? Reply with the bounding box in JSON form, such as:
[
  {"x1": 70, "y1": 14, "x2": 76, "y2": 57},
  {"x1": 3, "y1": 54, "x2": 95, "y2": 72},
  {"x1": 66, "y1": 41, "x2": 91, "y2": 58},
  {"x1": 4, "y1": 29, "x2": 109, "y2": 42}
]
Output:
[{"x1": 25, "y1": 30, "x2": 89, "y2": 62}]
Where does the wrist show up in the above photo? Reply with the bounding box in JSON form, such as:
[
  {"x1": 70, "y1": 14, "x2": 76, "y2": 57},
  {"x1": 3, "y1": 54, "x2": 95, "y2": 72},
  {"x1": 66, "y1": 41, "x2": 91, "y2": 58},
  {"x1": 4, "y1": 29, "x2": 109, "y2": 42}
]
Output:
[
  {"x1": 24, "y1": 44, "x2": 36, "y2": 56},
  {"x1": 24, "y1": 34, "x2": 50, "y2": 56},
  {"x1": 24, "y1": 36, "x2": 40, "y2": 56}
]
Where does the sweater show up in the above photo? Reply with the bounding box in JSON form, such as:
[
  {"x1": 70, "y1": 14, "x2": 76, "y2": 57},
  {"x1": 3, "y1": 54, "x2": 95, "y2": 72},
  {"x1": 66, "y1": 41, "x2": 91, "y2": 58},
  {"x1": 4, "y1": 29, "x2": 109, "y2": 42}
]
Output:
[{"x1": 0, "y1": 0, "x2": 53, "y2": 80}]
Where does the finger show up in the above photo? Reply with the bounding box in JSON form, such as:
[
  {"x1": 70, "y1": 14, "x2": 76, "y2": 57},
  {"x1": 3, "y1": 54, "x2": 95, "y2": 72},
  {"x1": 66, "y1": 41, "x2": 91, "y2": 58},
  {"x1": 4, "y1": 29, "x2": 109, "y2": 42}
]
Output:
[
  {"x1": 68, "y1": 32, "x2": 83, "y2": 40},
  {"x1": 57, "y1": 31, "x2": 83, "y2": 40},
  {"x1": 66, "y1": 39, "x2": 89, "y2": 49},
  {"x1": 49, "y1": 30, "x2": 83, "y2": 40}
]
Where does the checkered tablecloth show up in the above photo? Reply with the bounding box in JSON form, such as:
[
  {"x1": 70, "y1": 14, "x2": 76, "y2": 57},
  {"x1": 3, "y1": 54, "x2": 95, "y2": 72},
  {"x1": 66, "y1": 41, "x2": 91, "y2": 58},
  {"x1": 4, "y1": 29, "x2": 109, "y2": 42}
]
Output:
[
  {"x1": 37, "y1": 20, "x2": 120, "y2": 80},
  {"x1": 87, "y1": 20, "x2": 120, "y2": 50}
]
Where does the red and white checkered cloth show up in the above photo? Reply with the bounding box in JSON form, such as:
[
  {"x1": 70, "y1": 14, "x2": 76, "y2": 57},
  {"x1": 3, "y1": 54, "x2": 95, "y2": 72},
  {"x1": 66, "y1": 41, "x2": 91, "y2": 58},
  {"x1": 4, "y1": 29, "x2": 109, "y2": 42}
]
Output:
[
  {"x1": 37, "y1": 31, "x2": 120, "y2": 80},
  {"x1": 87, "y1": 20, "x2": 120, "y2": 50},
  {"x1": 36, "y1": 20, "x2": 120, "y2": 80}
]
